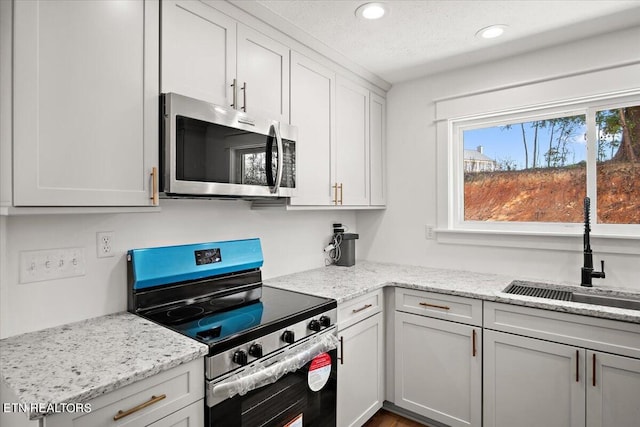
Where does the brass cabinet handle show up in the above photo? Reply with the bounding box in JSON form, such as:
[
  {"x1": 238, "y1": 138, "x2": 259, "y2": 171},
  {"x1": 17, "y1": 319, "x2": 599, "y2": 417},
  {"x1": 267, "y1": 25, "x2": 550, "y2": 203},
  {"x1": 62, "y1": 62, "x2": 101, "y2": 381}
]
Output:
[
  {"x1": 332, "y1": 183, "x2": 338, "y2": 205},
  {"x1": 472, "y1": 329, "x2": 477, "y2": 357},
  {"x1": 230, "y1": 78, "x2": 237, "y2": 108},
  {"x1": 592, "y1": 353, "x2": 596, "y2": 387},
  {"x1": 241, "y1": 82, "x2": 247, "y2": 112},
  {"x1": 576, "y1": 350, "x2": 580, "y2": 382},
  {"x1": 419, "y1": 302, "x2": 450, "y2": 310},
  {"x1": 352, "y1": 304, "x2": 372, "y2": 314},
  {"x1": 113, "y1": 394, "x2": 166, "y2": 421},
  {"x1": 339, "y1": 183, "x2": 343, "y2": 205},
  {"x1": 150, "y1": 167, "x2": 159, "y2": 205},
  {"x1": 339, "y1": 336, "x2": 344, "y2": 365}
]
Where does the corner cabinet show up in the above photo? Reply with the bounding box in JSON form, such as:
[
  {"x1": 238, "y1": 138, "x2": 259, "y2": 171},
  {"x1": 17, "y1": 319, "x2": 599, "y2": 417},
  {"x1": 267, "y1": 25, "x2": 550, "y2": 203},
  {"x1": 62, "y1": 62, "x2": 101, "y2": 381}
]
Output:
[
  {"x1": 484, "y1": 302, "x2": 640, "y2": 427},
  {"x1": 11, "y1": 0, "x2": 159, "y2": 207},
  {"x1": 337, "y1": 291, "x2": 385, "y2": 427},
  {"x1": 394, "y1": 288, "x2": 482, "y2": 427},
  {"x1": 288, "y1": 64, "x2": 386, "y2": 208},
  {"x1": 161, "y1": 0, "x2": 289, "y2": 122}
]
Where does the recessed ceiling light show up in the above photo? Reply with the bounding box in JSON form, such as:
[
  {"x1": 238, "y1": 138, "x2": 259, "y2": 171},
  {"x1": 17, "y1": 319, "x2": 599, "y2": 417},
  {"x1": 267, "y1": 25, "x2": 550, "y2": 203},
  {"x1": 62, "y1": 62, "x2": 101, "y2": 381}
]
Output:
[
  {"x1": 476, "y1": 24, "x2": 508, "y2": 39},
  {"x1": 355, "y1": 2, "x2": 387, "y2": 20}
]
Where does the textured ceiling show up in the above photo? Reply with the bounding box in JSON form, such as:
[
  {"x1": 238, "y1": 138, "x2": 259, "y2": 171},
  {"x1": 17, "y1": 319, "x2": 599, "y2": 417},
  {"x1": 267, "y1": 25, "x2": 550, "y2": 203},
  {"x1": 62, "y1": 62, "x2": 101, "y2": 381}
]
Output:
[{"x1": 241, "y1": 0, "x2": 640, "y2": 83}]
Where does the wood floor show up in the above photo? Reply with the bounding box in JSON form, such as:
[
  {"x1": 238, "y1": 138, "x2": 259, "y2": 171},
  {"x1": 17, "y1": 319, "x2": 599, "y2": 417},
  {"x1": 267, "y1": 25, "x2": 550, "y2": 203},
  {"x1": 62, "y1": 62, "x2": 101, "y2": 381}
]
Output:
[{"x1": 362, "y1": 409, "x2": 430, "y2": 427}]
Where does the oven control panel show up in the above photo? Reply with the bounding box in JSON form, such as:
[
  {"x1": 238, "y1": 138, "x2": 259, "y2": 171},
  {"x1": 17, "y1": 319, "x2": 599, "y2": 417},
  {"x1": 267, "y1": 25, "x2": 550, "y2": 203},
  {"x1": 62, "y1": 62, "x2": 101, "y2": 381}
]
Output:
[{"x1": 207, "y1": 308, "x2": 337, "y2": 380}]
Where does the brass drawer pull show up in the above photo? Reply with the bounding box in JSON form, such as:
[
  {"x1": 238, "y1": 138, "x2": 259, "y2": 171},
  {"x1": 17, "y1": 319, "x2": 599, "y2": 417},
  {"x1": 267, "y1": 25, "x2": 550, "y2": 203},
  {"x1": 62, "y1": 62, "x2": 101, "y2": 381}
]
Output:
[
  {"x1": 332, "y1": 183, "x2": 338, "y2": 205},
  {"x1": 113, "y1": 394, "x2": 166, "y2": 421},
  {"x1": 352, "y1": 303, "x2": 373, "y2": 314},
  {"x1": 419, "y1": 302, "x2": 450, "y2": 310},
  {"x1": 150, "y1": 167, "x2": 159, "y2": 205}
]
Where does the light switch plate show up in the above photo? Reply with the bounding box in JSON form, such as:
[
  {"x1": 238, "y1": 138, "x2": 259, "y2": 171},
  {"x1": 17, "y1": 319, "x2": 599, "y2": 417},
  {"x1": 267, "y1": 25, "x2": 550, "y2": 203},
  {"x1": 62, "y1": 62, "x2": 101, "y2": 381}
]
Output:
[{"x1": 19, "y1": 248, "x2": 86, "y2": 284}]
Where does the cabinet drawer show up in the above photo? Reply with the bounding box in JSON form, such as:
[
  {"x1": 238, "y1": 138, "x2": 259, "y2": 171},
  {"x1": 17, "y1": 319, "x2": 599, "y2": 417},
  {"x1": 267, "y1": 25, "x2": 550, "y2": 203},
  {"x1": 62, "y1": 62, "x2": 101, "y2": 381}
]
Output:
[
  {"x1": 395, "y1": 288, "x2": 482, "y2": 326},
  {"x1": 485, "y1": 302, "x2": 640, "y2": 359},
  {"x1": 44, "y1": 358, "x2": 204, "y2": 427},
  {"x1": 338, "y1": 290, "x2": 383, "y2": 330}
]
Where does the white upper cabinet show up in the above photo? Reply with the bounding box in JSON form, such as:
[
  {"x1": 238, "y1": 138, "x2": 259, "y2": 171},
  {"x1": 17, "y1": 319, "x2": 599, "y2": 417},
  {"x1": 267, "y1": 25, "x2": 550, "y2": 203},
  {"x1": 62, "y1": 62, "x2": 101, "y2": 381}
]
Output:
[
  {"x1": 236, "y1": 24, "x2": 290, "y2": 122},
  {"x1": 335, "y1": 76, "x2": 370, "y2": 206},
  {"x1": 369, "y1": 93, "x2": 386, "y2": 206},
  {"x1": 161, "y1": 1, "x2": 289, "y2": 122},
  {"x1": 289, "y1": 52, "x2": 335, "y2": 206},
  {"x1": 161, "y1": 0, "x2": 236, "y2": 107},
  {"x1": 12, "y1": 0, "x2": 159, "y2": 207}
]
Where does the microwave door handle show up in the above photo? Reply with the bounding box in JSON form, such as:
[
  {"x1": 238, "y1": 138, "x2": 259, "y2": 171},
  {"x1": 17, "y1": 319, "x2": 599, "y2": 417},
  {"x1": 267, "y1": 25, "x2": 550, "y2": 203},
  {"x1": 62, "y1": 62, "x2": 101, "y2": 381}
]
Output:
[{"x1": 274, "y1": 124, "x2": 283, "y2": 194}]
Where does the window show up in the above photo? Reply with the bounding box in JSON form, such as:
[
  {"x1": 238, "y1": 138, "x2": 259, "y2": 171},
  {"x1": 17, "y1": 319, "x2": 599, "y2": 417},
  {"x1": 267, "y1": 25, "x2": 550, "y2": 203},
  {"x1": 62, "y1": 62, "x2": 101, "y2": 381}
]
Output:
[
  {"x1": 447, "y1": 99, "x2": 640, "y2": 235},
  {"x1": 595, "y1": 106, "x2": 640, "y2": 225},
  {"x1": 462, "y1": 113, "x2": 587, "y2": 223}
]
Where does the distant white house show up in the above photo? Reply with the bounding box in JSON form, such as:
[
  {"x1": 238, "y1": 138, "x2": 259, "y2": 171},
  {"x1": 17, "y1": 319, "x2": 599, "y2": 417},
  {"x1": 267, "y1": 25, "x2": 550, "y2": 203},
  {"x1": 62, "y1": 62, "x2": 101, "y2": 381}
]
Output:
[{"x1": 464, "y1": 146, "x2": 497, "y2": 172}]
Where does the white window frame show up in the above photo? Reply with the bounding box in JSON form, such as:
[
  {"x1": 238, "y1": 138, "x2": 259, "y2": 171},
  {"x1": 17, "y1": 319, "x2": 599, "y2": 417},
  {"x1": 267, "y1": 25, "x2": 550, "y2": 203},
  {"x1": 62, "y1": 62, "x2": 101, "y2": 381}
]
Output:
[{"x1": 435, "y1": 64, "x2": 640, "y2": 253}]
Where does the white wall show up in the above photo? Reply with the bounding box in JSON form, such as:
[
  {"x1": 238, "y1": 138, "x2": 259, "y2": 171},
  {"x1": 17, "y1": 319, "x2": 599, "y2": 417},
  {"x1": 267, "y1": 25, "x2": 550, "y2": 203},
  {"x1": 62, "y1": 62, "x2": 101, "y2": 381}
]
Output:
[
  {"x1": 357, "y1": 26, "x2": 640, "y2": 289},
  {"x1": 0, "y1": 201, "x2": 355, "y2": 338}
]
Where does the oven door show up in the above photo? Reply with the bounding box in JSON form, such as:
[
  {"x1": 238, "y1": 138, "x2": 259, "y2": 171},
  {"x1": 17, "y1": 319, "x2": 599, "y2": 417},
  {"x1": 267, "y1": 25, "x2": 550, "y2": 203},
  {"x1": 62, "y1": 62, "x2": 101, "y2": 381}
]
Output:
[
  {"x1": 162, "y1": 93, "x2": 296, "y2": 198},
  {"x1": 207, "y1": 329, "x2": 337, "y2": 427}
]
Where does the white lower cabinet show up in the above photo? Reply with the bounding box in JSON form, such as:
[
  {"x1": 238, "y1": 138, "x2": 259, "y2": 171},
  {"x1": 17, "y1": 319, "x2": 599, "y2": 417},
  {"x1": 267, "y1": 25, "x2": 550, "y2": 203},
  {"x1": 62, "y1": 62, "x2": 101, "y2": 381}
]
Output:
[
  {"x1": 147, "y1": 400, "x2": 203, "y2": 427},
  {"x1": 586, "y1": 350, "x2": 640, "y2": 427},
  {"x1": 483, "y1": 329, "x2": 585, "y2": 427},
  {"x1": 337, "y1": 291, "x2": 384, "y2": 427},
  {"x1": 43, "y1": 359, "x2": 204, "y2": 427},
  {"x1": 484, "y1": 302, "x2": 640, "y2": 427},
  {"x1": 394, "y1": 311, "x2": 481, "y2": 427}
]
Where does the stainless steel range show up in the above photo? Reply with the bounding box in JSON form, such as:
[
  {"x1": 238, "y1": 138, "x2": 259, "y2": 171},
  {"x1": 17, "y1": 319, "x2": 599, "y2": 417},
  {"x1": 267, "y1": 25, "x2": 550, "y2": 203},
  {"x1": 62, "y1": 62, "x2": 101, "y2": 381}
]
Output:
[{"x1": 127, "y1": 239, "x2": 338, "y2": 427}]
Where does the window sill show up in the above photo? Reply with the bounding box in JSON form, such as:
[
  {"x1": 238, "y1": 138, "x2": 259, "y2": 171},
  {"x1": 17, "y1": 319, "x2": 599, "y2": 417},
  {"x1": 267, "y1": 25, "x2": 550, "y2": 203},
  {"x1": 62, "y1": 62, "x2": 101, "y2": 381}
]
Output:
[{"x1": 435, "y1": 228, "x2": 640, "y2": 255}]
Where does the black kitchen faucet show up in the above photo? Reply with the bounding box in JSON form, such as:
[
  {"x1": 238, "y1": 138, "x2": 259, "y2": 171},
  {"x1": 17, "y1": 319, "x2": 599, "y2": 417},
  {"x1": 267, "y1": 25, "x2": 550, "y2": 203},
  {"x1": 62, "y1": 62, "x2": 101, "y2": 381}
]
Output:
[{"x1": 581, "y1": 196, "x2": 605, "y2": 287}]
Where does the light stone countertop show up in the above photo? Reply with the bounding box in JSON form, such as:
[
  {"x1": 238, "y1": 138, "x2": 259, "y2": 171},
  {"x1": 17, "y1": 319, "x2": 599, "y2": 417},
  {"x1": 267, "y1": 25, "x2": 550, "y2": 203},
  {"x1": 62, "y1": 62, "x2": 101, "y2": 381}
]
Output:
[
  {"x1": 2, "y1": 262, "x2": 639, "y2": 421},
  {"x1": 0, "y1": 312, "x2": 208, "y2": 420},
  {"x1": 264, "y1": 261, "x2": 640, "y2": 324}
]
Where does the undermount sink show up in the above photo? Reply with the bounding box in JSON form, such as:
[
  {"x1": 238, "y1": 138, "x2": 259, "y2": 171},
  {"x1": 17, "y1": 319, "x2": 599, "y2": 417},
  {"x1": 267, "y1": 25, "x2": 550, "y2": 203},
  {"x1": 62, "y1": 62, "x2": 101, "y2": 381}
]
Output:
[
  {"x1": 571, "y1": 292, "x2": 640, "y2": 311},
  {"x1": 503, "y1": 280, "x2": 640, "y2": 311}
]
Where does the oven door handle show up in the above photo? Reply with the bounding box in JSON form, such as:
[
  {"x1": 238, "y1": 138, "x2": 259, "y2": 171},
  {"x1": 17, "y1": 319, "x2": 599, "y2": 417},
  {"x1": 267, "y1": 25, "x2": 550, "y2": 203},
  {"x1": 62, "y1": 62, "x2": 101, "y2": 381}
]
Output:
[{"x1": 212, "y1": 330, "x2": 338, "y2": 401}]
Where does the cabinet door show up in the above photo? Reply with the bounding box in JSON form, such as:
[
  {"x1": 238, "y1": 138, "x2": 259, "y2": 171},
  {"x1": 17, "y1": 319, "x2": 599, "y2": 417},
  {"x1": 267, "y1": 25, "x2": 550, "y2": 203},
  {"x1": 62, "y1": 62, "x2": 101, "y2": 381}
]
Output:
[
  {"x1": 338, "y1": 312, "x2": 384, "y2": 427},
  {"x1": 161, "y1": 0, "x2": 236, "y2": 107},
  {"x1": 146, "y1": 400, "x2": 204, "y2": 427},
  {"x1": 586, "y1": 351, "x2": 640, "y2": 427},
  {"x1": 13, "y1": 0, "x2": 158, "y2": 206},
  {"x1": 395, "y1": 312, "x2": 481, "y2": 427},
  {"x1": 484, "y1": 330, "x2": 585, "y2": 427},
  {"x1": 236, "y1": 24, "x2": 289, "y2": 122},
  {"x1": 335, "y1": 77, "x2": 369, "y2": 206},
  {"x1": 369, "y1": 93, "x2": 386, "y2": 206},
  {"x1": 289, "y1": 52, "x2": 335, "y2": 206}
]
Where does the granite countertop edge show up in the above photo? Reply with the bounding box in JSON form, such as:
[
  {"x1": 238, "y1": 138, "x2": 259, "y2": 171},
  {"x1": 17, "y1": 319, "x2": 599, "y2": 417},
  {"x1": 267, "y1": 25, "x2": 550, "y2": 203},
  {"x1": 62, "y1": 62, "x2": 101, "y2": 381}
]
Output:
[
  {"x1": 264, "y1": 261, "x2": 640, "y2": 324},
  {"x1": 1, "y1": 312, "x2": 209, "y2": 420}
]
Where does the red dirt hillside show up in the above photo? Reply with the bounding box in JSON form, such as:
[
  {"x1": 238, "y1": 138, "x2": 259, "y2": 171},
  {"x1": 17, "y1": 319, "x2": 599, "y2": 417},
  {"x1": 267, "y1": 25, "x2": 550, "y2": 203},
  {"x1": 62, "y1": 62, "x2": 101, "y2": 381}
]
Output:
[{"x1": 464, "y1": 162, "x2": 640, "y2": 224}]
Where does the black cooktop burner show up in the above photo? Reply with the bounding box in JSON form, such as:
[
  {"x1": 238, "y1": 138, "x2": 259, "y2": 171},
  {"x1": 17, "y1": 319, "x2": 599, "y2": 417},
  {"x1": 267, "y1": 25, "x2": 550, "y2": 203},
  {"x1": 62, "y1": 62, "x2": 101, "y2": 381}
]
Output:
[
  {"x1": 165, "y1": 306, "x2": 205, "y2": 323},
  {"x1": 148, "y1": 286, "x2": 336, "y2": 354}
]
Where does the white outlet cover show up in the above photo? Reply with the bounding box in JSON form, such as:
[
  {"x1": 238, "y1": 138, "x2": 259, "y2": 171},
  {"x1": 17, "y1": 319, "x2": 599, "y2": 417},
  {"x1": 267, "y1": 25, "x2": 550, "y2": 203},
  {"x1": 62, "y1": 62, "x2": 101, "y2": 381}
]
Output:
[{"x1": 96, "y1": 231, "x2": 115, "y2": 258}]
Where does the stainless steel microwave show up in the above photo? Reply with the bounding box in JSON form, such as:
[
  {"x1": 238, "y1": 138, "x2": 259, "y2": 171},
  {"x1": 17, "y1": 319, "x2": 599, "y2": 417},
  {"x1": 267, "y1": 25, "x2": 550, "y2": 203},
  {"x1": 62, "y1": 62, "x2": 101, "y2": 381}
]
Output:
[{"x1": 161, "y1": 93, "x2": 297, "y2": 198}]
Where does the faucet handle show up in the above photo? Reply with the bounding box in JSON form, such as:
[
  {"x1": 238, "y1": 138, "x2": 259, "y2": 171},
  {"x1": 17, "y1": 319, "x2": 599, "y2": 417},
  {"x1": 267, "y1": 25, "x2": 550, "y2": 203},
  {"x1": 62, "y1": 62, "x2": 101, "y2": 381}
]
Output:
[{"x1": 600, "y1": 260, "x2": 605, "y2": 274}]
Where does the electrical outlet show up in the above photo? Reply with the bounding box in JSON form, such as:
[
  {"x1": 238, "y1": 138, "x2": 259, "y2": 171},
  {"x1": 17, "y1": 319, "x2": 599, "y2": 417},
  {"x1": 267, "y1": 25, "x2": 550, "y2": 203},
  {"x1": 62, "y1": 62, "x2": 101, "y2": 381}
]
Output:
[
  {"x1": 425, "y1": 225, "x2": 435, "y2": 240},
  {"x1": 19, "y1": 248, "x2": 86, "y2": 283},
  {"x1": 97, "y1": 231, "x2": 115, "y2": 258}
]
